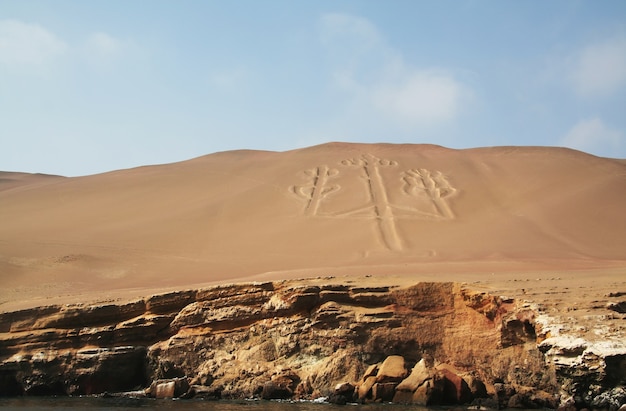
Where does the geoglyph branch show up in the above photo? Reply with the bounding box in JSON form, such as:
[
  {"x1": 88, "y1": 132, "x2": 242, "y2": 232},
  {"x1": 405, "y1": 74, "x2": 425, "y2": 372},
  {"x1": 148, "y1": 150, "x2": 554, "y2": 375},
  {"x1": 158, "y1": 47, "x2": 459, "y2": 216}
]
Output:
[
  {"x1": 403, "y1": 168, "x2": 457, "y2": 219},
  {"x1": 290, "y1": 165, "x2": 339, "y2": 216}
]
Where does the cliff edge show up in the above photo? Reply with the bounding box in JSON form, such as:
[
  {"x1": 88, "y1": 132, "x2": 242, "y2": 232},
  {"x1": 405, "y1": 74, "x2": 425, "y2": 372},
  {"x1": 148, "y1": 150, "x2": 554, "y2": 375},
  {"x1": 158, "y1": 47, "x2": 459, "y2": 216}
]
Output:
[{"x1": 1, "y1": 279, "x2": 624, "y2": 409}]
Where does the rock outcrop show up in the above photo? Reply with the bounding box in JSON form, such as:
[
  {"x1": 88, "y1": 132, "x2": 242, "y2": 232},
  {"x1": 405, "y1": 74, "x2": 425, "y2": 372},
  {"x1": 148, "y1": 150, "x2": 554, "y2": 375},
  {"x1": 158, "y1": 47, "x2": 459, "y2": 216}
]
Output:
[{"x1": 0, "y1": 279, "x2": 624, "y2": 409}]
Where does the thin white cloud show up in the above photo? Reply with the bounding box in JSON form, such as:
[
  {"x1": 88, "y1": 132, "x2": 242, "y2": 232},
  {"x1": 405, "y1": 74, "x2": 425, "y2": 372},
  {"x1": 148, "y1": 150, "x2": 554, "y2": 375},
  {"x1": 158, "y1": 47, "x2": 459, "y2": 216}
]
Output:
[
  {"x1": 371, "y1": 70, "x2": 463, "y2": 125},
  {"x1": 560, "y1": 117, "x2": 623, "y2": 156},
  {"x1": 319, "y1": 13, "x2": 468, "y2": 129},
  {"x1": 0, "y1": 19, "x2": 68, "y2": 66},
  {"x1": 569, "y1": 36, "x2": 626, "y2": 98},
  {"x1": 86, "y1": 32, "x2": 122, "y2": 57},
  {"x1": 82, "y1": 32, "x2": 131, "y2": 72}
]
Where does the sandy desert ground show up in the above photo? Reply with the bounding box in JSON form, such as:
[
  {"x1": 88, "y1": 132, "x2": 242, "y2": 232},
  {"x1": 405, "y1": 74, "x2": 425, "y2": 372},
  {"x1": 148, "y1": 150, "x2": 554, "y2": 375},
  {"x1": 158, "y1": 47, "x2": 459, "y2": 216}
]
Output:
[{"x1": 1, "y1": 143, "x2": 625, "y2": 343}]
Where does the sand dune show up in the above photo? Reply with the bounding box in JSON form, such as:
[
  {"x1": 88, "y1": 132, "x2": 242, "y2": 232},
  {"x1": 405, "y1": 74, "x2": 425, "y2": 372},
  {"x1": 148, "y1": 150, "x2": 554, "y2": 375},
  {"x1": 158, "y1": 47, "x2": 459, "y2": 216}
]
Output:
[{"x1": 1, "y1": 143, "x2": 625, "y2": 310}]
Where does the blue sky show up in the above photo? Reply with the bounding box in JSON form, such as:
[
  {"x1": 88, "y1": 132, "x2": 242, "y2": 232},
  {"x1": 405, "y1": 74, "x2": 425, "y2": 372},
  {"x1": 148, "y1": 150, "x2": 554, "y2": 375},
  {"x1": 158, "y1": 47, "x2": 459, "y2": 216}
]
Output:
[{"x1": 1, "y1": 1, "x2": 625, "y2": 176}]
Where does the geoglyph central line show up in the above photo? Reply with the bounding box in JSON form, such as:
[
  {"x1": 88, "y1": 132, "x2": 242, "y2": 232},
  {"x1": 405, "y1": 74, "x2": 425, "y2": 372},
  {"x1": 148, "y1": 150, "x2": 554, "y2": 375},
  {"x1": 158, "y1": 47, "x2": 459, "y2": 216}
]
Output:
[
  {"x1": 290, "y1": 153, "x2": 457, "y2": 251},
  {"x1": 341, "y1": 154, "x2": 403, "y2": 251}
]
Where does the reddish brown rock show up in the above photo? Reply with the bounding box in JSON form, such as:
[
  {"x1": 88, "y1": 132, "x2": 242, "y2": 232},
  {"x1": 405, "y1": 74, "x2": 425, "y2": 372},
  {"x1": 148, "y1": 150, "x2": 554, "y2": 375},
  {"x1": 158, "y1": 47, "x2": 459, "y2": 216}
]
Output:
[
  {"x1": 154, "y1": 381, "x2": 176, "y2": 399},
  {"x1": 392, "y1": 358, "x2": 434, "y2": 404},
  {"x1": 261, "y1": 372, "x2": 300, "y2": 400},
  {"x1": 375, "y1": 355, "x2": 407, "y2": 383},
  {"x1": 396, "y1": 358, "x2": 431, "y2": 392},
  {"x1": 372, "y1": 382, "x2": 398, "y2": 402},
  {"x1": 334, "y1": 381, "x2": 355, "y2": 396},
  {"x1": 411, "y1": 380, "x2": 430, "y2": 405},
  {"x1": 440, "y1": 368, "x2": 473, "y2": 404},
  {"x1": 392, "y1": 388, "x2": 415, "y2": 404},
  {"x1": 357, "y1": 376, "x2": 377, "y2": 401},
  {"x1": 149, "y1": 377, "x2": 190, "y2": 399},
  {"x1": 328, "y1": 382, "x2": 355, "y2": 404},
  {"x1": 412, "y1": 377, "x2": 445, "y2": 405}
]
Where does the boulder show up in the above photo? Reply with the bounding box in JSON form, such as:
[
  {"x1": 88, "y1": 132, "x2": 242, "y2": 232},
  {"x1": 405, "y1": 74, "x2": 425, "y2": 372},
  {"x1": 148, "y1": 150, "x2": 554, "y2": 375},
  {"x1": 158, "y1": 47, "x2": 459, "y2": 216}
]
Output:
[
  {"x1": 392, "y1": 358, "x2": 433, "y2": 404},
  {"x1": 412, "y1": 377, "x2": 444, "y2": 405},
  {"x1": 392, "y1": 388, "x2": 415, "y2": 404},
  {"x1": 357, "y1": 376, "x2": 377, "y2": 401},
  {"x1": 334, "y1": 382, "x2": 355, "y2": 396},
  {"x1": 327, "y1": 382, "x2": 355, "y2": 404},
  {"x1": 372, "y1": 382, "x2": 398, "y2": 402},
  {"x1": 155, "y1": 381, "x2": 175, "y2": 399},
  {"x1": 151, "y1": 377, "x2": 190, "y2": 399},
  {"x1": 411, "y1": 380, "x2": 430, "y2": 405},
  {"x1": 396, "y1": 358, "x2": 431, "y2": 392},
  {"x1": 261, "y1": 373, "x2": 300, "y2": 400},
  {"x1": 375, "y1": 355, "x2": 407, "y2": 383},
  {"x1": 440, "y1": 368, "x2": 473, "y2": 404}
]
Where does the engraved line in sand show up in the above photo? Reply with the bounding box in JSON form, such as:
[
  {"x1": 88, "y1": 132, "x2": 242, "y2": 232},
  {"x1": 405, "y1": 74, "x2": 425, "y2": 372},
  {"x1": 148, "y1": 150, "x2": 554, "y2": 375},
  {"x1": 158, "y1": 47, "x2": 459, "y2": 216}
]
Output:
[
  {"x1": 402, "y1": 168, "x2": 457, "y2": 219},
  {"x1": 290, "y1": 165, "x2": 340, "y2": 216},
  {"x1": 340, "y1": 154, "x2": 402, "y2": 251}
]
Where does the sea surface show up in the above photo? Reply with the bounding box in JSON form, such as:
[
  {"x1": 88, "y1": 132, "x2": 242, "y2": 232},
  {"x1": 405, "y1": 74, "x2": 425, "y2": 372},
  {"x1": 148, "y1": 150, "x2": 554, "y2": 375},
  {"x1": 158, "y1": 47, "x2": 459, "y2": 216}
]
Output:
[{"x1": 0, "y1": 397, "x2": 444, "y2": 411}]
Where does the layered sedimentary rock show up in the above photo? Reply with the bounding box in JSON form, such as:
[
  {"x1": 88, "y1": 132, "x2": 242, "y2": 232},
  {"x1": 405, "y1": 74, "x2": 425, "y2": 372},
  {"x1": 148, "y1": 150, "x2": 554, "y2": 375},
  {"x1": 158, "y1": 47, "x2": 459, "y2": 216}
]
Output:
[{"x1": 0, "y1": 280, "x2": 624, "y2": 409}]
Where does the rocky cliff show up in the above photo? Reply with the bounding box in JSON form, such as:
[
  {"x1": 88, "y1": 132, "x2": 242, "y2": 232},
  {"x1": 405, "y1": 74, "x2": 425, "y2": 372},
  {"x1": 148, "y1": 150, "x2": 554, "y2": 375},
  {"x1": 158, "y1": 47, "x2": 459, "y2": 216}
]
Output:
[{"x1": 0, "y1": 279, "x2": 624, "y2": 409}]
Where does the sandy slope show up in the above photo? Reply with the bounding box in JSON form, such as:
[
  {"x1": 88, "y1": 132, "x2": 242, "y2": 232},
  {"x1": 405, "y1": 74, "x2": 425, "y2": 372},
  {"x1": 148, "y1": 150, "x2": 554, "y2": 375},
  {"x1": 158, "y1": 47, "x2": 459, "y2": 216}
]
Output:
[{"x1": 1, "y1": 143, "x2": 625, "y2": 313}]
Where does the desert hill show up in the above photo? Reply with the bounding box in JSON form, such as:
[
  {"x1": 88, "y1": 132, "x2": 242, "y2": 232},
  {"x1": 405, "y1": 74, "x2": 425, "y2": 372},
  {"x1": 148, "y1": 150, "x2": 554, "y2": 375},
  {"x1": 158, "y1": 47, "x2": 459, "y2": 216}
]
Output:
[{"x1": 1, "y1": 143, "x2": 625, "y2": 310}]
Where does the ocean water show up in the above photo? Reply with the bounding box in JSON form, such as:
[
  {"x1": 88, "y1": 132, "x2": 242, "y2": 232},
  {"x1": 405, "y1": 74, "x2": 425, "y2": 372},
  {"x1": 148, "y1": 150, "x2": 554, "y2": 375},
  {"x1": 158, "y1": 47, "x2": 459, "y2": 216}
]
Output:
[{"x1": 0, "y1": 397, "x2": 440, "y2": 411}]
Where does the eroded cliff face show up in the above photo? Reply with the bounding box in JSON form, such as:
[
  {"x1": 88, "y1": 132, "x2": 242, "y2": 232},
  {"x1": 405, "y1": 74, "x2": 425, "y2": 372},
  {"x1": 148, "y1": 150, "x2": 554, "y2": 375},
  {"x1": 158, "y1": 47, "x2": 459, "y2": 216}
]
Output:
[{"x1": 0, "y1": 280, "x2": 623, "y2": 408}]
